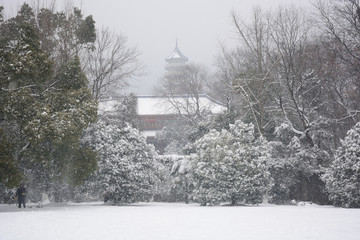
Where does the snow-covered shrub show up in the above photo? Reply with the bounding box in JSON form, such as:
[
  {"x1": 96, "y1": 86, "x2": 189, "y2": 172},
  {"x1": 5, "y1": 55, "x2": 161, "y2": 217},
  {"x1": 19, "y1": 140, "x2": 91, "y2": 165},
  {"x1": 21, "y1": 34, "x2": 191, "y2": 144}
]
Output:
[
  {"x1": 268, "y1": 122, "x2": 331, "y2": 204},
  {"x1": 82, "y1": 121, "x2": 158, "y2": 203},
  {"x1": 267, "y1": 141, "x2": 298, "y2": 204},
  {"x1": 0, "y1": 184, "x2": 16, "y2": 204},
  {"x1": 322, "y1": 122, "x2": 360, "y2": 208},
  {"x1": 147, "y1": 155, "x2": 175, "y2": 202},
  {"x1": 169, "y1": 155, "x2": 195, "y2": 203},
  {"x1": 268, "y1": 138, "x2": 330, "y2": 204},
  {"x1": 192, "y1": 121, "x2": 271, "y2": 205},
  {"x1": 155, "y1": 120, "x2": 193, "y2": 155},
  {"x1": 152, "y1": 155, "x2": 195, "y2": 203}
]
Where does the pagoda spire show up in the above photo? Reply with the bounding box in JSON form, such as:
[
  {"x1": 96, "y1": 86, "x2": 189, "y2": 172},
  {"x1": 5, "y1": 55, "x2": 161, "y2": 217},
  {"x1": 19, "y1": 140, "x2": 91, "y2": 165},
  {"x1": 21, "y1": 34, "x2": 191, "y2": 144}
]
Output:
[{"x1": 165, "y1": 40, "x2": 188, "y2": 62}]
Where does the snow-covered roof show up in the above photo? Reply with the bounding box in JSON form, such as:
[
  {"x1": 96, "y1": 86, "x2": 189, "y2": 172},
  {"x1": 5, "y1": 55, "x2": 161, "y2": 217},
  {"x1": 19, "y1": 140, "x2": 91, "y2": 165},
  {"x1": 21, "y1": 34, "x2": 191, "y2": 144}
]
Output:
[
  {"x1": 141, "y1": 130, "x2": 157, "y2": 138},
  {"x1": 165, "y1": 44, "x2": 188, "y2": 62},
  {"x1": 136, "y1": 95, "x2": 226, "y2": 115},
  {"x1": 98, "y1": 95, "x2": 226, "y2": 116}
]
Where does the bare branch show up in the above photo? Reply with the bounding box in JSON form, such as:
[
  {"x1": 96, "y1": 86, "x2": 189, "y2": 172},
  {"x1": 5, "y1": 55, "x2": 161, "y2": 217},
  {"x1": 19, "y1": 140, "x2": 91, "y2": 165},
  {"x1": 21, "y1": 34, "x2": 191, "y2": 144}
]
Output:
[{"x1": 83, "y1": 27, "x2": 144, "y2": 100}]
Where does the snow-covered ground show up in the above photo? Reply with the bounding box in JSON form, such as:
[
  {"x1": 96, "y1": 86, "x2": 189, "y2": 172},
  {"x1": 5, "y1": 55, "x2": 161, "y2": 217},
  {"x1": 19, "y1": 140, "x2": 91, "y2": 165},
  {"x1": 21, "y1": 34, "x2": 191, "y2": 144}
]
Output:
[{"x1": 0, "y1": 202, "x2": 359, "y2": 240}]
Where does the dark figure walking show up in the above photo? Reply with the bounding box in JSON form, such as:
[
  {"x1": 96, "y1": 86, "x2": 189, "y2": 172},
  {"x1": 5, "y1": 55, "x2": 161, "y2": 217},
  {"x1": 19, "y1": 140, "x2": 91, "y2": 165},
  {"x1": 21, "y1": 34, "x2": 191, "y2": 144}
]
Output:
[
  {"x1": 104, "y1": 191, "x2": 109, "y2": 203},
  {"x1": 16, "y1": 183, "x2": 26, "y2": 208}
]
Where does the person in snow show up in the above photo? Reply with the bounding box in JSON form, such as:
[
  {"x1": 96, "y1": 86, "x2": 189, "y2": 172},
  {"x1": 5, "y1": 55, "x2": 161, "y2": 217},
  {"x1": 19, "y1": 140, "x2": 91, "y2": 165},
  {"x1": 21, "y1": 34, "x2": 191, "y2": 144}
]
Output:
[
  {"x1": 16, "y1": 183, "x2": 26, "y2": 208},
  {"x1": 104, "y1": 191, "x2": 110, "y2": 203}
]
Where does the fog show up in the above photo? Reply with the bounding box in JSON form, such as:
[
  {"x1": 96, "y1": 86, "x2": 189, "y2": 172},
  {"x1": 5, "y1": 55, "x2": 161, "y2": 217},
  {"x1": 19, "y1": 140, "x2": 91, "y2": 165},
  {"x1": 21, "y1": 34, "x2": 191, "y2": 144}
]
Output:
[{"x1": 2, "y1": 0, "x2": 313, "y2": 95}]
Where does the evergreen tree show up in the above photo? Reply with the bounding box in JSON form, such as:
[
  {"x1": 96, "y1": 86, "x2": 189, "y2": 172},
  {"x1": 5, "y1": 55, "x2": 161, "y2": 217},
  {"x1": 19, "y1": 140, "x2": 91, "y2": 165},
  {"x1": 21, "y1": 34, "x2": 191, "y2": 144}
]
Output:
[
  {"x1": 83, "y1": 121, "x2": 158, "y2": 203},
  {"x1": 35, "y1": 5, "x2": 96, "y2": 66},
  {"x1": 192, "y1": 120, "x2": 271, "y2": 205},
  {"x1": 169, "y1": 155, "x2": 195, "y2": 203},
  {"x1": 0, "y1": 4, "x2": 53, "y2": 187},
  {"x1": 111, "y1": 94, "x2": 138, "y2": 128},
  {"x1": 155, "y1": 119, "x2": 193, "y2": 155},
  {"x1": 267, "y1": 123, "x2": 331, "y2": 204},
  {"x1": 76, "y1": 15, "x2": 96, "y2": 45},
  {"x1": 0, "y1": 129, "x2": 22, "y2": 187},
  {"x1": 0, "y1": 4, "x2": 98, "y2": 199},
  {"x1": 0, "y1": 6, "x2": 3, "y2": 23},
  {"x1": 322, "y1": 122, "x2": 360, "y2": 208}
]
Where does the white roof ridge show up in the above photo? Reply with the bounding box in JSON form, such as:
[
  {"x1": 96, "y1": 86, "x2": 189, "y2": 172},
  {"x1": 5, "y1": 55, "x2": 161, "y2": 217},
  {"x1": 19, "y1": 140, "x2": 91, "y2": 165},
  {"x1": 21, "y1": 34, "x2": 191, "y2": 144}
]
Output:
[{"x1": 165, "y1": 44, "x2": 188, "y2": 61}]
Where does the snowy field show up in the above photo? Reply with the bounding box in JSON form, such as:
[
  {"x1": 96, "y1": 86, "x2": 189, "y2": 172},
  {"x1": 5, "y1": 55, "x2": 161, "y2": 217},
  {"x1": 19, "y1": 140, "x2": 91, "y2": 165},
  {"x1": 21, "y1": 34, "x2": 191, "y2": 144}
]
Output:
[{"x1": 0, "y1": 202, "x2": 359, "y2": 240}]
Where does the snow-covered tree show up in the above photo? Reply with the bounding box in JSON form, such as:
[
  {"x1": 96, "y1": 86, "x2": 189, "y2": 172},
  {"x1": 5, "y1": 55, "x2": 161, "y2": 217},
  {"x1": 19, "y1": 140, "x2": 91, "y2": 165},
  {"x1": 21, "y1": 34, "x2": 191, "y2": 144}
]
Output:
[
  {"x1": 37, "y1": 5, "x2": 96, "y2": 67},
  {"x1": 0, "y1": 4, "x2": 98, "y2": 199},
  {"x1": 99, "y1": 93, "x2": 138, "y2": 128},
  {"x1": 322, "y1": 122, "x2": 360, "y2": 208},
  {"x1": 267, "y1": 122, "x2": 331, "y2": 204},
  {"x1": 0, "y1": 6, "x2": 3, "y2": 23},
  {"x1": 169, "y1": 155, "x2": 195, "y2": 203},
  {"x1": 155, "y1": 119, "x2": 193, "y2": 155},
  {"x1": 151, "y1": 155, "x2": 193, "y2": 203},
  {"x1": 83, "y1": 121, "x2": 158, "y2": 203},
  {"x1": 0, "y1": 129, "x2": 22, "y2": 188},
  {"x1": 192, "y1": 121, "x2": 271, "y2": 205},
  {"x1": 315, "y1": 0, "x2": 360, "y2": 124},
  {"x1": 148, "y1": 155, "x2": 173, "y2": 202}
]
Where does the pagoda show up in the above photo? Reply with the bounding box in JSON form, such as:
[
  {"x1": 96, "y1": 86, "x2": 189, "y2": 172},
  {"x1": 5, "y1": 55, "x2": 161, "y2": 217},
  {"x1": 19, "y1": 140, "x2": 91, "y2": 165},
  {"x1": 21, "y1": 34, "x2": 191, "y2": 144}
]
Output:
[{"x1": 164, "y1": 41, "x2": 188, "y2": 77}]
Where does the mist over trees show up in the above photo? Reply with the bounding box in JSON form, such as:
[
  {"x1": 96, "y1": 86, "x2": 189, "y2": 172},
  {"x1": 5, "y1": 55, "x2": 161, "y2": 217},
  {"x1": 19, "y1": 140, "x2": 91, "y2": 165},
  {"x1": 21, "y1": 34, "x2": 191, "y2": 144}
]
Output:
[{"x1": 0, "y1": 0, "x2": 359, "y2": 208}]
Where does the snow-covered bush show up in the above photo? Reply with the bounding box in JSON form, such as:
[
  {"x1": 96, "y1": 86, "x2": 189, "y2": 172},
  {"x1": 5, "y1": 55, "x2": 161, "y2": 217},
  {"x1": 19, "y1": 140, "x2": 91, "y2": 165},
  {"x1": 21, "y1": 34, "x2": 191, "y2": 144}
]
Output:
[
  {"x1": 268, "y1": 122, "x2": 331, "y2": 204},
  {"x1": 267, "y1": 141, "x2": 298, "y2": 204},
  {"x1": 0, "y1": 184, "x2": 16, "y2": 204},
  {"x1": 322, "y1": 122, "x2": 360, "y2": 208},
  {"x1": 155, "y1": 120, "x2": 193, "y2": 155},
  {"x1": 169, "y1": 155, "x2": 195, "y2": 203},
  {"x1": 82, "y1": 121, "x2": 158, "y2": 203},
  {"x1": 192, "y1": 121, "x2": 271, "y2": 205},
  {"x1": 151, "y1": 155, "x2": 196, "y2": 203}
]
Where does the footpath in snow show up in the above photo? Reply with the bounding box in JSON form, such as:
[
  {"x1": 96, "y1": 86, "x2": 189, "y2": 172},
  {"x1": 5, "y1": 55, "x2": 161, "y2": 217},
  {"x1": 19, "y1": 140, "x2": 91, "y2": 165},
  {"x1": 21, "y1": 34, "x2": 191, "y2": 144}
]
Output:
[{"x1": 1, "y1": 202, "x2": 360, "y2": 240}]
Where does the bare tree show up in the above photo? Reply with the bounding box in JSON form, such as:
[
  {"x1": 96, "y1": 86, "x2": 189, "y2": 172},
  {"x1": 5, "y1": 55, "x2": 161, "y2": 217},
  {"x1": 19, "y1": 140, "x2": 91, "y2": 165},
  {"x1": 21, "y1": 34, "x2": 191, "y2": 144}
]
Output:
[
  {"x1": 154, "y1": 63, "x2": 210, "y2": 123},
  {"x1": 268, "y1": 5, "x2": 323, "y2": 146},
  {"x1": 215, "y1": 7, "x2": 277, "y2": 136},
  {"x1": 212, "y1": 42, "x2": 242, "y2": 112},
  {"x1": 314, "y1": 0, "x2": 360, "y2": 125},
  {"x1": 217, "y1": 5, "x2": 332, "y2": 144},
  {"x1": 83, "y1": 27, "x2": 144, "y2": 100}
]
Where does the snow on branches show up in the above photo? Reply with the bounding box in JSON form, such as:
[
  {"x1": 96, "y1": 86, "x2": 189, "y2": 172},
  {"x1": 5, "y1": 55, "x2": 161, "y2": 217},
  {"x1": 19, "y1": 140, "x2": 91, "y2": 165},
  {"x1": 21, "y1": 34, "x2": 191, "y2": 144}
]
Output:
[
  {"x1": 322, "y1": 122, "x2": 360, "y2": 208},
  {"x1": 83, "y1": 121, "x2": 158, "y2": 203},
  {"x1": 192, "y1": 120, "x2": 271, "y2": 205}
]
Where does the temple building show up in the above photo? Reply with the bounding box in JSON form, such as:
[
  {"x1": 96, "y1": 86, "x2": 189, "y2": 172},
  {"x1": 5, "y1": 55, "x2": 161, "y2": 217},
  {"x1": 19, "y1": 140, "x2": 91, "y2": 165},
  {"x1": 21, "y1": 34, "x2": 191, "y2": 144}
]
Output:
[{"x1": 136, "y1": 94, "x2": 226, "y2": 138}]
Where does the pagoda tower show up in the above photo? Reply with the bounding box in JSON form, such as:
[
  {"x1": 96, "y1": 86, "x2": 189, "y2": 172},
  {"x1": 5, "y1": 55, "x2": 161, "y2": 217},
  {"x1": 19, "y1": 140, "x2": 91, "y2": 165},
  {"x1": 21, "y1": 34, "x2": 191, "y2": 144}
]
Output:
[{"x1": 164, "y1": 41, "x2": 188, "y2": 78}]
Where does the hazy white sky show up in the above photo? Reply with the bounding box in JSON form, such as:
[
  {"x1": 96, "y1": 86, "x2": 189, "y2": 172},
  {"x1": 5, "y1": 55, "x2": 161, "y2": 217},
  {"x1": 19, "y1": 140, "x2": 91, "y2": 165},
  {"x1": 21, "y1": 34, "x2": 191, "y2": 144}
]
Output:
[{"x1": 2, "y1": 0, "x2": 313, "y2": 95}]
